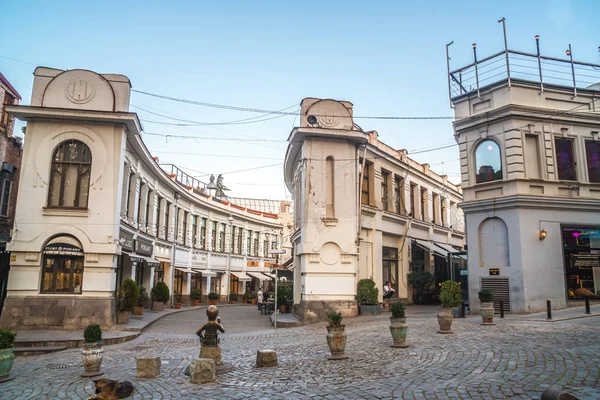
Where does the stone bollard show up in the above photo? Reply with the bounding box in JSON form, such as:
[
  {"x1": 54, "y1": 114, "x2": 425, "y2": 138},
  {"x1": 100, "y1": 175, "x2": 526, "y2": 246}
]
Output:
[
  {"x1": 189, "y1": 358, "x2": 216, "y2": 384},
  {"x1": 256, "y1": 350, "x2": 278, "y2": 368},
  {"x1": 540, "y1": 388, "x2": 579, "y2": 400},
  {"x1": 136, "y1": 357, "x2": 161, "y2": 378}
]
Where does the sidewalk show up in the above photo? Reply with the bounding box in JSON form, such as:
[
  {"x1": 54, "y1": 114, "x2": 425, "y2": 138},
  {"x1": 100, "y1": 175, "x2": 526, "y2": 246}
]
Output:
[{"x1": 502, "y1": 303, "x2": 600, "y2": 322}]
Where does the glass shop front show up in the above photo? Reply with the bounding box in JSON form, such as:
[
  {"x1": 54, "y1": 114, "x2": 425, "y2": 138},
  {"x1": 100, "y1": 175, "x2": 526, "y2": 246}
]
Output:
[{"x1": 562, "y1": 227, "x2": 600, "y2": 300}]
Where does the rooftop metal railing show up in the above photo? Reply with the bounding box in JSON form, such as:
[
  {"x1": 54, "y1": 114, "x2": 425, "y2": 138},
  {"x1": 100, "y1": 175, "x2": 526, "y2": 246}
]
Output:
[
  {"x1": 160, "y1": 163, "x2": 208, "y2": 192},
  {"x1": 447, "y1": 42, "x2": 600, "y2": 104}
]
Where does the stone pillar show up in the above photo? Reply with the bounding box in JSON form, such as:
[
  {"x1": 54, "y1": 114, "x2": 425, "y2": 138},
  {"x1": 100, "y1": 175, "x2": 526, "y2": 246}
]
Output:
[
  {"x1": 189, "y1": 358, "x2": 216, "y2": 384},
  {"x1": 130, "y1": 261, "x2": 137, "y2": 281},
  {"x1": 138, "y1": 182, "x2": 148, "y2": 232},
  {"x1": 128, "y1": 174, "x2": 140, "y2": 225},
  {"x1": 147, "y1": 192, "x2": 157, "y2": 237},
  {"x1": 120, "y1": 163, "x2": 130, "y2": 219},
  {"x1": 149, "y1": 266, "x2": 155, "y2": 289}
]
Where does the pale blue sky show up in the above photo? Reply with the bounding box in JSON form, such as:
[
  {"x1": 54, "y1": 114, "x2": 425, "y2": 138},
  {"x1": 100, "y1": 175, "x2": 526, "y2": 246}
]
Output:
[{"x1": 2, "y1": 0, "x2": 598, "y2": 200}]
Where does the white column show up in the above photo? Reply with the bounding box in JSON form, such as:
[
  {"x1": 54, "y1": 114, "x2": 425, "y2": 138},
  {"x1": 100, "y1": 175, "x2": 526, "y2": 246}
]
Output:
[
  {"x1": 149, "y1": 267, "x2": 155, "y2": 289},
  {"x1": 130, "y1": 262, "x2": 137, "y2": 281},
  {"x1": 186, "y1": 272, "x2": 192, "y2": 301},
  {"x1": 206, "y1": 275, "x2": 212, "y2": 294}
]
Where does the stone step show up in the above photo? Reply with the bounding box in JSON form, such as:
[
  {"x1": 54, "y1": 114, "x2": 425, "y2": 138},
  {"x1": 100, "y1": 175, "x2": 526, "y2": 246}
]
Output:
[
  {"x1": 13, "y1": 346, "x2": 68, "y2": 357},
  {"x1": 14, "y1": 331, "x2": 140, "y2": 349}
]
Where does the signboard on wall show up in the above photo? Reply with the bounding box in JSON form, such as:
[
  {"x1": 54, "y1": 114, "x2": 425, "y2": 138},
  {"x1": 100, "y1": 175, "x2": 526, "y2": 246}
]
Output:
[
  {"x1": 572, "y1": 254, "x2": 600, "y2": 268},
  {"x1": 119, "y1": 229, "x2": 134, "y2": 252},
  {"x1": 135, "y1": 238, "x2": 153, "y2": 257},
  {"x1": 489, "y1": 268, "x2": 500, "y2": 276}
]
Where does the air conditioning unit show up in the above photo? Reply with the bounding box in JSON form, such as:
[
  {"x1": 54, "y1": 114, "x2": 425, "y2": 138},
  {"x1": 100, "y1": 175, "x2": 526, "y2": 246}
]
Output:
[{"x1": 2, "y1": 163, "x2": 14, "y2": 174}]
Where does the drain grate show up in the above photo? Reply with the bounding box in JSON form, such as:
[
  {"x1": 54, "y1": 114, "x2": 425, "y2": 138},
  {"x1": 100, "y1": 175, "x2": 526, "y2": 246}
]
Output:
[{"x1": 41, "y1": 363, "x2": 81, "y2": 371}]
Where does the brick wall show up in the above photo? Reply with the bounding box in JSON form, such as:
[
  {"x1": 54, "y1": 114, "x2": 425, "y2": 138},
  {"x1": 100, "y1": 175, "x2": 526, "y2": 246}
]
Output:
[{"x1": 0, "y1": 82, "x2": 23, "y2": 239}]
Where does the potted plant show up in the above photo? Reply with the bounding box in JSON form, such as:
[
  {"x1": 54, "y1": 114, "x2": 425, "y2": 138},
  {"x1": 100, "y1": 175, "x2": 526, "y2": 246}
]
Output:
[
  {"x1": 249, "y1": 291, "x2": 258, "y2": 305},
  {"x1": 133, "y1": 286, "x2": 149, "y2": 315},
  {"x1": 277, "y1": 281, "x2": 292, "y2": 313},
  {"x1": 117, "y1": 279, "x2": 139, "y2": 324},
  {"x1": 174, "y1": 295, "x2": 182, "y2": 309},
  {"x1": 151, "y1": 281, "x2": 170, "y2": 311},
  {"x1": 357, "y1": 279, "x2": 380, "y2": 315},
  {"x1": 325, "y1": 310, "x2": 348, "y2": 360},
  {"x1": 389, "y1": 302, "x2": 409, "y2": 348},
  {"x1": 81, "y1": 324, "x2": 103, "y2": 377},
  {"x1": 190, "y1": 289, "x2": 202, "y2": 306},
  {"x1": 208, "y1": 292, "x2": 219, "y2": 306},
  {"x1": 479, "y1": 289, "x2": 495, "y2": 325},
  {"x1": 229, "y1": 293, "x2": 238, "y2": 304},
  {"x1": 438, "y1": 280, "x2": 462, "y2": 334},
  {"x1": 407, "y1": 271, "x2": 434, "y2": 304},
  {"x1": 0, "y1": 329, "x2": 16, "y2": 382}
]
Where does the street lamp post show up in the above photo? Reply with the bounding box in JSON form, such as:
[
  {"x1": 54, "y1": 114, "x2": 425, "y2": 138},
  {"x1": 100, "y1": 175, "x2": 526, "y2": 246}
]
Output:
[{"x1": 227, "y1": 215, "x2": 234, "y2": 299}]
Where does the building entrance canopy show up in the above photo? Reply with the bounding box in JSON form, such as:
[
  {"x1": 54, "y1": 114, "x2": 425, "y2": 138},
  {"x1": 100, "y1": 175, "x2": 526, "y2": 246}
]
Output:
[
  {"x1": 231, "y1": 271, "x2": 251, "y2": 281},
  {"x1": 412, "y1": 239, "x2": 448, "y2": 258},
  {"x1": 247, "y1": 271, "x2": 271, "y2": 281}
]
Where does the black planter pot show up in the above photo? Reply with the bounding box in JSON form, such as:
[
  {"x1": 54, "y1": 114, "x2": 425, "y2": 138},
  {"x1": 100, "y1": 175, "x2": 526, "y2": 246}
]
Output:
[{"x1": 359, "y1": 304, "x2": 380, "y2": 316}]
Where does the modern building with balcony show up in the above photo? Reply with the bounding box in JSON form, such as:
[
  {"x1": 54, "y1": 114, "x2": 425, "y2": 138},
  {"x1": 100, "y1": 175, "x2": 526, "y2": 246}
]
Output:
[
  {"x1": 448, "y1": 40, "x2": 600, "y2": 314},
  {"x1": 0, "y1": 67, "x2": 287, "y2": 330},
  {"x1": 284, "y1": 98, "x2": 465, "y2": 323}
]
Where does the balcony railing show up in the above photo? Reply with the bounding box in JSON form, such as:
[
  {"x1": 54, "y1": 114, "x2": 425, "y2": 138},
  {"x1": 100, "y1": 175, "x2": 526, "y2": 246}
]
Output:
[
  {"x1": 447, "y1": 44, "x2": 600, "y2": 103},
  {"x1": 161, "y1": 164, "x2": 208, "y2": 193}
]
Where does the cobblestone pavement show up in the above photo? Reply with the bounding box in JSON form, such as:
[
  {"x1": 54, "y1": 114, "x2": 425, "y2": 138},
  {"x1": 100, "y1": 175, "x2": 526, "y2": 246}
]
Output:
[{"x1": 3, "y1": 306, "x2": 600, "y2": 400}]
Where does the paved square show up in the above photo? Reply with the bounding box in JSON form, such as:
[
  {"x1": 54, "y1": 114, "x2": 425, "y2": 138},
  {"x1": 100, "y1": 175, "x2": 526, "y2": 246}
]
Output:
[{"x1": 3, "y1": 306, "x2": 600, "y2": 399}]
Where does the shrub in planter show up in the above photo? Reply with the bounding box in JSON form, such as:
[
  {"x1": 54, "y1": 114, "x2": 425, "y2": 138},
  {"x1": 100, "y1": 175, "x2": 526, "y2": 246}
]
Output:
[
  {"x1": 0, "y1": 329, "x2": 16, "y2": 380},
  {"x1": 208, "y1": 292, "x2": 219, "y2": 305},
  {"x1": 151, "y1": 281, "x2": 170, "y2": 311},
  {"x1": 478, "y1": 289, "x2": 495, "y2": 325},
  {"x1": 277, "y1": 281, "x2": 293, "y2": 313},
  {"x1": 325, "y1": 310, "x2": 347, "y2": 360},
  {"x1": 407, "y1": 271, "x2": 434, "y2": 304},
  {"x1": 389, "y1": 302, "x2": 408, "y2": 348},
  {"x1": 117, "y1": 279, "x2": 139, "y2": 324},
  {"x1": 174, "y1": 295, "x2": 182, "y2": 309},
  {"x1": 357, "y1": 279, "x2": 380, "y2": 315},
  {"x1": 249, "y1": 290, "x2": 258, "y2": 305},
  {"x1": 134, "y1": 286, "x2": 150, "y2": 315},
  {"x1": 81, "y1": 324, "x2": 103, "y2": 377},
  {"x1": 229, "y1": 293, "x2": 238, "y2": 303},
  {"x1": 437, "y1": 280, "x2": 462, "y2": 334},
  {"x1": 190, "y1": 289, "x2": 202, "y2": 306}
]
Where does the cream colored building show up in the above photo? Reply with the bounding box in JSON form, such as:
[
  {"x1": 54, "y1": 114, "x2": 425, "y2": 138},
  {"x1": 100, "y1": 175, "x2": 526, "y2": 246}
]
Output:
[
  {"x1": 449, "y1": 46, "x2": 600, "y2": 314},
  {"x1": 1, "y1": 67, "x2": 287, "y2": 329},
  {"x1": 284, "y1": 98, "x2": 465, "y2": 322}
]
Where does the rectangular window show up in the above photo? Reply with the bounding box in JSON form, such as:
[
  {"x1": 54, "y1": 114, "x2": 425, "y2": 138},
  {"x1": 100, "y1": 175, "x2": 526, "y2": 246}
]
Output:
[
  {"x1": 381, "y1": 169, "x2": 389, "y2": 211},
  {"x1": 0, "y1": 176, "x2": 12, "y2": 217},
  {"x1": 361, "y1": 160, "x2": 372, "y2": 206},
  {"x1": 247, "y1": 231, "x2": 252, "y2": 255},
  {"x1": 191, "y1": 216, "x2": 198, "y2": 248},
  {"x1": 263, "y1": 233, "x2": 269, "y2": 257},
  {"x1": 585, "y1": 141, "x2": 600, "y2": 183},
  {"x1": 145, "y1": 189, "x2": 152, "y2": 232},
  {"x1": 41, "y1": 256, "x2": 84, "y2": 294},
  {"x1": 183, "y1": 211, "x2": 188, "y2": 246},
  {"x1": 555, "y1": 138, "x2": 576, "y2": 181},
  {"x1": 164, "y1": 201, "x2": 171, "y2": 240},
  {"x1": 156, "y1": 197, "x2": 162, "y2": 237},
  {"x1": 125, "y1": 172, "x2": 134, "y2": 217},
  {"x1": 254, "y1": 231, "x2": 259, "y2": 256},
  {"x1": 231, "y1": 226, "x2": 236, "y2": 254},
  {"x1": 137, "y1": 181, "x2": 144, "y2": 224},
  {"x1": 200, "y1": 218, "x2": 207, "y2": 250},
  {"x1": 237, "y1": 228, "x2": 243, "y2": 254},
  {"x1": 410, "y1": 183, "x2": 417, "y2": 217},
  {"x1": 394, "y1": 176, "x2": 404, "y2": 215},
  {"x1": 219, "y1": 223, "x2": 226, "y2": 252},
  {"x1": 420, "y1": 187, "x2": 428, "y2": 221},
  {"x1": 211, "y1": 221, "x2": 217, "y2": 251}
]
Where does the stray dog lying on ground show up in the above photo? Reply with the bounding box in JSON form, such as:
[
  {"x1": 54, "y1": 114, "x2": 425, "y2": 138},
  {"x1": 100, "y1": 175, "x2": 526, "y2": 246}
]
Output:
[{"x1": 85, "y1": 378, "x2": 134, "y2": 400}]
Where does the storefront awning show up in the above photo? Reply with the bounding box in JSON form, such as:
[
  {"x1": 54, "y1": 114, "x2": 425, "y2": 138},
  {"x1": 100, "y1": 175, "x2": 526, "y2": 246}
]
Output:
[
  {"x1": 433, "y1": 242, "x2": 461, "y2": 254},
  {"x1": 175, "y1": 267, "x2": 193, "y2": 273},
  {"x1": 154, "y1": 256, "x2": 171, "y2": 263},
  {"x1": 191, "y1": 269, "x2": 217, "y2": 277},
  {"x1": 247, "y1": 271, "x2": 271, "y2": 281},
  {"x1": 125, "y1": 253, "x2": 160, "y2": 267},
  {"x1": 261, "y1": 271, "x2": 275, "y2": 279},
  {"x1": 413, "y1": 239, "x2": 448, "y2": 258},
  {"x1": 230, "y1": 271, "x2": 251, "y2": 281}
]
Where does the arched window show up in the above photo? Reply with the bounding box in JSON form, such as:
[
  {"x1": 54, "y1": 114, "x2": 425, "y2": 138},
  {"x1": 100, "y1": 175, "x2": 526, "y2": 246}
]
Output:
[
  {"x1": 478, "y1": 217, "x2": 510, "y2": 267},
  {"x1": 41, "y1": 235, "x2": 85, "y2": 294},
  {"x1": 48, "y1": 140, "x2": 92, "y2": 208},
  {"x1": 475, "y1": 140, "x2": 502, "y2": 183}
]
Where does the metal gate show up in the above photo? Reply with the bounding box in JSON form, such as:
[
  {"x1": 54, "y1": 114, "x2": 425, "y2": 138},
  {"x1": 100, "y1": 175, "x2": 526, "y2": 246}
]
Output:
[
  {"x1": 481, "y1": 277, "x2": 510, "y2": 313},
  {"x1": 0, "y1": 250, "x2": 11, "y2": 317}
]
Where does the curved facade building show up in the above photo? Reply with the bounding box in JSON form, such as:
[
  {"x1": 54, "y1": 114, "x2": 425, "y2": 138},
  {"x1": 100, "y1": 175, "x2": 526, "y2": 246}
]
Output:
[{"x1": 1, "y1": 67, "x2": 286, "y2": 329}]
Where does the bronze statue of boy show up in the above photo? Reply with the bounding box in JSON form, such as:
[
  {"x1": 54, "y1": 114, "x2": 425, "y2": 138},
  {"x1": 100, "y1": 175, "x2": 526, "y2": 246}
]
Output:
[{"x1": 196, "y1": 305, "x2": 225, "y2": 347}]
